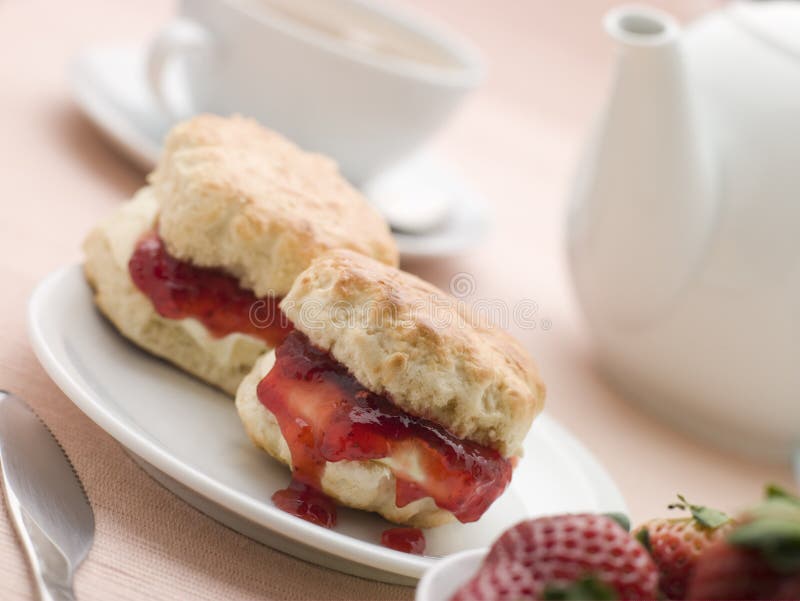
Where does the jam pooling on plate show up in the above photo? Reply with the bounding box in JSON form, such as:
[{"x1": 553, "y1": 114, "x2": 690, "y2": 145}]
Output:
[
  {"x1": 381, "y1": 528, "x2": 426, "y2": 555},
  {"x1": 129, "y1": 231, "x2": 292, "y2": 346},
  {"x1": 271, "y1": 478, "x2": 337, "y2": 528},
  {"x1": 258, "y1": 331, "x2": 513, "y2": 526}
]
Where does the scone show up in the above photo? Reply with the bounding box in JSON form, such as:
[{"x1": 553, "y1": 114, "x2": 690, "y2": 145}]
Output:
[
  {"x1": 83, "y1": 115, "x2": 398, "y2": 394},
  {"x1": 236, "y1": 250, "x2": 545, "y2": 528}
]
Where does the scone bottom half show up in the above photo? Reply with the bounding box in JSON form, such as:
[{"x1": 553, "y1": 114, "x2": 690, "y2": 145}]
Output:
[
  {"x1": 236, "y1": 250, "x2": 546, "y2": 531},
  {"x1": 82, "y1": 189, "x2": 291, "y2": 395}
]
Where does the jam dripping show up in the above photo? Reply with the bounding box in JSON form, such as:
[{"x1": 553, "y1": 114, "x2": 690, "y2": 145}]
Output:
[
  {"x1": 271, "y1": 478, "x2": 337, "y2": 528},
  {"x1": 381, "y1": 528, "x2": 426, "y2": 555},
  {"x1": 258, "y1": 331, "x2": 512, "y2": 526},
  {"x1": 129, "y1": 231, "x2": 292, "y2": 346}
]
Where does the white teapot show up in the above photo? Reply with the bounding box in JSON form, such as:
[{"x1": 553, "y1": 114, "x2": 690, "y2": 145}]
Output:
[{"x1": 568, "y1": 1, "x2": 800, "y2": 461}]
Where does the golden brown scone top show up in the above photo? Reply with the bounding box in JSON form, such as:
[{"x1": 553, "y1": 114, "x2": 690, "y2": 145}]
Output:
[
  {"x1": 280, "y1": 250, "x2": 546, "y2": 457},
  {"x1": 148, "y1": 114, "x2": 399, "y2": 297}
]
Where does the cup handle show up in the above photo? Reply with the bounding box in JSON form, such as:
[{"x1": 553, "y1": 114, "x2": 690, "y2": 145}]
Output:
[{"x1": 147, "y1": 18, "x2": 213, "y2": 120}]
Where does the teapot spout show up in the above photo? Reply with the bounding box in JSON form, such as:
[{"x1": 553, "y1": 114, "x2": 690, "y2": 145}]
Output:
[{"x1": 569, "y1": 5, "x2": 716, "y2": 327}]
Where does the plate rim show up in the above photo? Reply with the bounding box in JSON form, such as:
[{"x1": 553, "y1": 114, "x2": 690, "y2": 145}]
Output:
[
  {"x1": 29, "y1": 265, "x2": 437, "y2": 577},
  {"x1": 28, "y1": 265, "x2": 626, "y2": 580}
]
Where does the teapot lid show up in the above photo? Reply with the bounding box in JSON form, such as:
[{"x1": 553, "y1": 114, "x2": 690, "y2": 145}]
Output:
[{"x1": 729, "y1": 1, "x2": 800, "y2": 59}]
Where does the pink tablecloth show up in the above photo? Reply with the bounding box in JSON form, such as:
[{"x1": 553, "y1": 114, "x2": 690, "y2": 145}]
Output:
[{"x1": 0, "y1": 0, "x2": 790, "y2": 599}]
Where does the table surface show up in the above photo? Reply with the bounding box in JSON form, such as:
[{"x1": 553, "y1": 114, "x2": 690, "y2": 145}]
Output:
[{"x1": 0, "y1": 1, "x2": 791, "y2": 599}]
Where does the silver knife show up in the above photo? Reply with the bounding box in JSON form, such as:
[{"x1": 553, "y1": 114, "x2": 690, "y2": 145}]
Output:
[{"x1": 0, "y1": 392, "x2": 94, "y2": 601}]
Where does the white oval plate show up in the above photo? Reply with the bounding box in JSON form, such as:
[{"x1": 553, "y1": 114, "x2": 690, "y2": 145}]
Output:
[{"x1": 28, "y1": 266, "x2": 626, "y2": 585}]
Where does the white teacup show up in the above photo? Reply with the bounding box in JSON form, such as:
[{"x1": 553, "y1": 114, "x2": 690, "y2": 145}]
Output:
[{"x1": 147, "y1": 0, "x2": 484, "y2": 183}]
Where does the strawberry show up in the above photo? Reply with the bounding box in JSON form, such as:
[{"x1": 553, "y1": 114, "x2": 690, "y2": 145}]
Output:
[
  {"x1": 450, "y1": 514, "x2": 658, "y2": 601},
  {"x1": 687, "y1": 485, "x2": 800, "y2": 600},
  {"x1": 633, "y1": 495, "x2": 732, "y2": 599},
  {"x1": 687, "y1": 541, "x2": 786, "y2": 599}
]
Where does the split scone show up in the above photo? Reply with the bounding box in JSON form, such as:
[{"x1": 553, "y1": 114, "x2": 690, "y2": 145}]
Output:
[
  {"x1": 83, "y1": 115, "x2": 398, "y2": 394},
  {"x1": 236, "y1": 250, "x2": 546, "y2": 528}
]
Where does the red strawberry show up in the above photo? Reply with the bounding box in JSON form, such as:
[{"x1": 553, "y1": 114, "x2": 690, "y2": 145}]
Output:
[
  {"x1": 775, "y1": 573, "x2": 800, "y2": 599},
  {"x1": 450, "y1": 514, "x2": 658, "y2": 601},
  {"x1": 687, "y1": 485, "x2": 800, "y2": 600},
  {"x1": 687, "y1": 541, "x2": 787, "y2": 599},
  {"x1": 633, "y1": 495, "x2": 732, "y2": 599}
]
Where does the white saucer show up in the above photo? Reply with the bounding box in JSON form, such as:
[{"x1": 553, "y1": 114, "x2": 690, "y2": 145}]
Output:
[
  {"x1": 70, "y1": 45, "x2": 490, "y2": 259},
  {"x1": 29, "y1": 266, "x2": 626, "y2": 585}
]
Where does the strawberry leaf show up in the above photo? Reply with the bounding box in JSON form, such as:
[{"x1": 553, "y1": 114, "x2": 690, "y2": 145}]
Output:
[
  {"x1": 766, "y1": 484, "x2": 800, "y2": 506},
  {"x1": 635, "y1": 527, "x2": 652, "y2": 553},
  {"x1": 543, "y1": 576, "x2": 618, "y2": 600},
  {"x1": 668, "y1": 494, "x2": 730, "y2": 529},
  {"x1": 690, "y1": 505, "x2": 730, "y2": 529},
  {"x1": 604, "y1": 512, "x2": 630, "y2": 532},
  {"x1": 729, "y1": 516, "x2": 800, "y2": 574},
  {"x1": 730, "y1": 496, "x2": 800, "y2": 573}
]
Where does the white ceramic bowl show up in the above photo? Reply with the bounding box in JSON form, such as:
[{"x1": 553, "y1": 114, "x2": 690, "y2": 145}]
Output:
[{"x1": 415, "y1": 548, "x2": 487, "y2": 601}]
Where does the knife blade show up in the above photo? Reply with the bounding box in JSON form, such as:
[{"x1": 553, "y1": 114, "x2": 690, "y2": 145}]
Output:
[{"x1": 0, "y1": 391, "x2": 94, "y2": 601}]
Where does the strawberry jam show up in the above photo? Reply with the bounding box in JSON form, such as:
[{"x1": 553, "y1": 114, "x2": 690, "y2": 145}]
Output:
[
  {"x1": 258, "y1": 331, "x2": 512, "y2": 525},
  {"x1": 381, "y1": 528, "x2": 426, "y2": 555},
  {"x1": 272, "y1": 478, "x2": 337, "y2": 528},
  {"x1": 129, "y1": 231, "x2": 292, "y2": 346}
]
